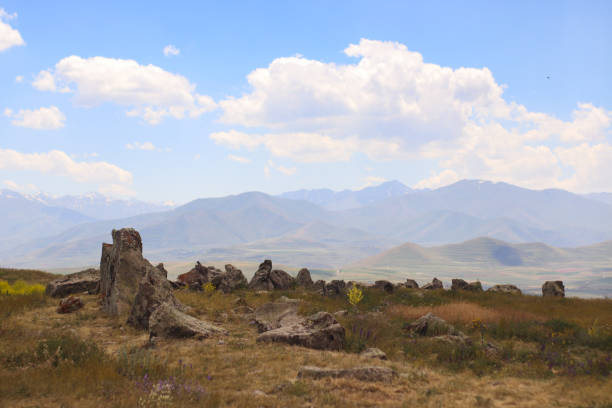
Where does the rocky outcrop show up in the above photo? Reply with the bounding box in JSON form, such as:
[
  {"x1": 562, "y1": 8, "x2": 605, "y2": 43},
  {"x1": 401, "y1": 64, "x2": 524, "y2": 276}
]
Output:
[
  {"x1": 451, "y1": 279, "x2": 483, "y2": 292},
  {"x1": 57, "y1": 296, "x2": 84, "y2": 314},
  {"x1": 296, "y1": 268, "x2": 313, "y2": 288},
  {"x1": 487, "y1": 284, "x2": 522, "y2": 295},
  {"x1": 211, "y1": 264, "x2": 248, "y2": 293},
  {"x1": 404, "y1": 279, "x2": 419, "y2": 289},
  {"x1": 256, "y1": 311, "x2": 345, "y2": 350},
  {"x1": 99, "y1": 228, "x2": 150, "y2": 316},
  {"x1": 127, "y1": 263, "x2": 184, "y2": 330},
  {"x1": 422, "y1": 277, "x2": 443, "y2": 290},
  {"x1": 253, "y1": 301, "x2": 301, "y2": 333},
  {"x1": 46, "y1": 268, "x2": 100, "y2": 298},
  {"x1": 324, "y1": 280, "x2": 346, "y2": 296},
  {"x1": 149, "y1": 303, "x2": 227, "y2": 339},
  {"x1": 313, "y1": 280, "x2": 326, "y2": 295},
  {"x1": 374, "y1": 280, "x2": 394, "y2": 293},
  {"x1": 404, "y1": 313, "x2": 465, "y2": 338},
  {"x1": 297, "y1": 366, "x2": 396, "y2": 383},
  {"x1": 360, "y1": 347, "x2": 387, "y2": 360},
  {"x1": 177, "y1": 262, "x2": 223, "y2": 290},
  {"x1": 542, "y1": 281, "x2": 565, "y2": 297},
  {"x1": 248, "y1": 260, "x2": 296, "y2": 290}
]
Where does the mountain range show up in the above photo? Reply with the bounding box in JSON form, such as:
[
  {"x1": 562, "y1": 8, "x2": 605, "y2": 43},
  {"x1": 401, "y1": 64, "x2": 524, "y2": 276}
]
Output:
[{"x1": 1, "y1": 179, "x2": 612, "y2": 297}]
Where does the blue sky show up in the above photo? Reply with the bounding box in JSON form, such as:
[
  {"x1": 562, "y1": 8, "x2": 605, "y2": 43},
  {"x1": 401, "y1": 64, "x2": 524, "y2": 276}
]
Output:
[{"x1": 1, "y1": 1, "x2": 611, "y2": 203}]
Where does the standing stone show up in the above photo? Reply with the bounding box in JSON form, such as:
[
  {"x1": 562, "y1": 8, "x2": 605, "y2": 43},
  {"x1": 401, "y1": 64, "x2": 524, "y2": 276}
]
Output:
[
  {"x1": 405, "y1": 279, "x2": 419, "y2": 289},
  {"x1": 100, "y1": 228, "x2": 150, "y2": 316},
  {"x1": 46, "y1": 268, "x2": 100, "y2": 298},
  {"x1": 467, "y1": 281, "x2": 483, "y2": 292},
  {"x1": 451, "y1": 279, "x2": 469, "y2": 291},
  {"x1": 542, "y1": 281, "x2": 565, "y2": 297},
  {"x1": 374, "y1": 280, "x2": 394, "y2": 293},
  {"x1": 269, "y1": 269, "x2": 295, "y2": 289},
  {"x1": 296, "y1": 268, "x2": 314, "y2": 287},
  {"x1": 325, "y1": 280, "x2": 346, "y2": 296},
  {"x1": 422, "y1": 277, "x2": 443, "y2": 290},
  {"x1": 249, "y1": 260, "x2": 295, "y2": 290},
  {"x1": 211, "y1": 264, "x2": 248, "y2": 293}
]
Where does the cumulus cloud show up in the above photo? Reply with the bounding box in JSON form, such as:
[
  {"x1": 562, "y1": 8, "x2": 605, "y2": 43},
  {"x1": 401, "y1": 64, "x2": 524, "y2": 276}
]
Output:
[
  {"x1": 0, "y1": 148, "x2": 133, "y2": 195},
  {"x1": 212, "y1": 39, "x2": 612, "y2": 192},
  {"x1": 0, "y1": 9, "x2": 25, "y2": 52},
  {"x1": 4, "y1": 106, "x2": 66, "y2": 129},
  {"x1": 15, "y1": 75, "x2": 23, "y2": 83},
  {"x1": 265, "y1": 160, "x2": 296, "y2": 176},
  {"x1": 227, "y1": 154, "x2": 250, "y2": 163},
  {"x1": 163, "y1": 44, "x2": 180, "y2": 57},
  {"x1": 33, "y1": 56, "x2": 216, "y2": 124}
]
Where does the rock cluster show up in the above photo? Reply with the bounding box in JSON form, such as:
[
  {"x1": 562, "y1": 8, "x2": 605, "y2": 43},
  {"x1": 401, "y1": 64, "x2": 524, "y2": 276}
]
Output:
[
  {"x1": 46, "y1": 268, "x2": 100, "y2": 298},
  {"x1": 248, "y1": 260, "x2": 296, "y2": 290},
  {"x1": 542, "y1": 280, "x2": 565, "y2": 297},
  {"x1": 422, "y1": 277, "x2": 443, "y2": 290},
  {"x1": 177, "y1": 262, "x2": 223, "y2": 290},
  {"x1": 404, "y1": 279, "x2": 419, "y2": 289},
  {"x1": 451, "y1": 279, "x2": 483, "y2": 292},
  {"x1": 374, "y1": 280, "x2": 394, "y2": 293},
  {"x1": 211, "y1": 265, "x2": 248, "y2": 293},
  {"x1": 487, "y1": 284, "x2": 522, "y2": 295},
  {"x1": 99, "y1": 228, "x2": 226, "y2": 339}
]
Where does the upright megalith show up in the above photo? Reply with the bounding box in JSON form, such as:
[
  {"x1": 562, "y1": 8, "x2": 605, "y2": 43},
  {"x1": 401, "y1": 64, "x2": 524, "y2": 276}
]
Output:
[
  {"x1": 211, "y1": 264, "x2": 248, "y2": 293},
  {"x1": 542, "y1": 281, "x2": 565, "y2": 297},
  {"x1": 296, "y1": 268, "x2": 314, "y2": 288},
  {"x1": 248, "y1": 260, "x2": 296, "y2": 290},
  {"x1": 100, "y1": 228, "x2": 150, "y2": 316}
]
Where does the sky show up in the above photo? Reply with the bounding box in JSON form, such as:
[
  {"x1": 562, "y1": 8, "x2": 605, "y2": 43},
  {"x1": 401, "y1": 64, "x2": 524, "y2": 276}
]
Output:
[{"x1": 1, "y1": 1, "x2": 611, "y2": 204}]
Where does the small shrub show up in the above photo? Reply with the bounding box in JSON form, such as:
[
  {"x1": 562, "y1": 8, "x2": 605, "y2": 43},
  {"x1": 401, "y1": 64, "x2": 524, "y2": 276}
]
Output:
[
  {"x1": 0, "y1": 280, "x2": 45, "y2": 295},
  {"x1": 203, "y1": 282, "x2": 216, "y2": 295},
  {"x1": 36, "y1": 335, "x2": 104, "y2": 366},
  {"x1": 347, "y1": 286, "x2": 363, "y2": 307}
]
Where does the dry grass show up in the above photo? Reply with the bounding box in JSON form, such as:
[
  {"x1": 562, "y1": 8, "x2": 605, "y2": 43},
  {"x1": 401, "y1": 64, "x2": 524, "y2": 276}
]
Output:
[
  {"x1": 386, "y1": 302, "x2": 543, "y2": 325},
  {"x1": 0, "y1": 278, "x2": 611, "y2": 407}
]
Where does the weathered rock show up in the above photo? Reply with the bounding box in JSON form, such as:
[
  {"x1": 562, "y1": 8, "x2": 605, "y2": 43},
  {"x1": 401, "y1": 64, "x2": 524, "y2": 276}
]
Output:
[
  {"x1": 100, "y1": 228, "x2": 150, "y2": 316},
  {"x1": 334, "y1": 310, "x2": 348, "y2": 318},
  {"x1": 360, "y1": 347, "x2": 387, "y2": 360},
  {"x1": 313, "y1": 280, "x2": 326, "y2": 295},
  {"x1": 257, "y1": 312, "x2": 345, "y2": 350},
  {"x1": 296, "y1": 268, "x2": 313, "y2": 288},
  {"x1": 57, "y1": 296, "x2": 84, "y2": 314},
  {"x1": 248, "y1": 260, "x2": 274, "y2": 290},
  {"x1": 324, "y1": 280, "x2": 346, "y2": 296},
  {"x1": 404, "y1": 279, "x2": 419, "y2": 289},
  {"x1": 487, "y1": 284, "x2": 522, "y2": 295},
  {"x1": 451, "y1": 279, "x2": 469, "y2": 291},
  {"x1": 269, "y1": 269, "x2": 296, "y2": 290},
  {"x1": 297, "y1": 366, "x2": 396, "y2": 383},
  {"x1": 177, "y1": 261, "x2": 223, "y2": 290},
  {"x1": 374, "y1": 280, "x2": 394, "y2": 293},
  {"x1": 46, "y1": 268, "x2": 100, "y2": 298},
  {"x1": 211, "y1": 264, "x2": 248, "y2": 293},
  {"x1": 422, "y1": 277, "x2": 443, "y2": 290},
  {"x1": 467, "y1": 281, "x2": 483, "y2": 292},
  {"x1": 542, "y1": 281, "x2": 565, "y2": 297},
  {"x1": 127, "y1": 263, "x2": 184, "y2": 330},
  {"x1": 254, "y1": 301, "x2": 301, "y2": 333},
  {"x1": 404, "y1": 313, "x2": 465, "y2": 337},
  {"x1": 149, "y1": 302, "x2": 227, "y2": 339}
]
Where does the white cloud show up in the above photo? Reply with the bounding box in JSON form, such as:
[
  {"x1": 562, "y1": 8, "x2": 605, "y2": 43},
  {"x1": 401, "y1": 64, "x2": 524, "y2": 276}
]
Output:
[
  {"x1": 0, "y1": 9, "x2": 25, "y2": 52},
  {"x1": 4, "y1": 106, "x2": 66, "y2": 129},
  {"x1": 193, "y1": 153, "x2": 201, "y2": 160},
  {"x1": 15, "y1": 75, "x2": 23, "y2": 83},
  {"x1": 265, "y1": 160, "x2": 296, "y2": 176},
  {"x1": 213, "y1": 39, "x2": 612, "y2": 192},
  {"x1": 0, "y1": 148, "x2": 133, "y2": 195},
  {"x1": 33, "y1": 56, "x2": 216, "y2": 124},
  {"x1": 361, "y1": 176, "x2": 387, "y2": 188},
  {"x1": 414, "y1": 170, "x2": 460, "y2": 190},
  {"x1": 227, "y1": 154, "x2": 250, "y2": 163},
  {"x1": 2, "y1": 179, "x2": 38, "y2": 193},
  {"x1": 126, "y1": 141, "x2": 155, "y2": 151},
  {"x1": 163, "y1": 44, "x2": 180, "y2": 57}
]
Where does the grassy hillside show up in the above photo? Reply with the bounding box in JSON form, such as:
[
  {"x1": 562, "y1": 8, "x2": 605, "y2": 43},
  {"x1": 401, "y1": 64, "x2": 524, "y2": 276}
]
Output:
[
  {"x1": 0, "y1": 267, "x2": 60, "y2": 285},
  {"x1": 0, "y1": 283, "x2": 611, "y2": 407}
]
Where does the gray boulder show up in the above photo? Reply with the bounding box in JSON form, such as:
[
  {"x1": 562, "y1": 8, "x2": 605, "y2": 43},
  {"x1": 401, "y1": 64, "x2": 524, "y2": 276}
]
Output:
[
  {"x1": 404, "y1": 313, "x2": 465, "y2": 338},
  {"x1": 542, "y1": 281, "x2": 565, "y2": 297},
  {"x1": 374, "y1": 280, "x2": 394, "y2": 293},
  {"x1": 211, "y1": 264, "x2": 248, "y2": 293},
  {"x1": 487, "y1": 284, "x2": 522, "y2": 295},
  {"x1": 404, "y1": 279, "x2": 419, "y2": 289},
  {"x1": 297, "y1": 366, "x2": 396, "y2": 383},
  {"x1": 451, "y1": 279, "x2": 483, "y2": 292},
  {"x1": 254, "y1": 301, "x2": 301, "y2": 333},
  {"x1": 256, "y1": 312, "x2": 345, "y2": 350},
  {"x1": 248, "y1": 261, "x2": 295, "y2": 290},
  {"x1": 270, "y1": 269, "x2": 296, "y2": 290},
  {"x1": 296, "y1": 268, "x2": 313, "y2": 288},
  {"x1": 422, "y1": 277, "x2": 443, "y2": 290},
  {"x1": 324, "y1": 280, "x2": 346, "y2": 296},
  {"x1": 100, "y1": 228, "x2": 150, "y2": 316},
  {"x1": 360, "y1": 347, "x2": 387, "y2": 360},
  {"x1": 149, "y1": 303, "x2": 227, "y2": 339},
  {"x1": 46, "y1": 268, "x2": 100, "y2": 298}
]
